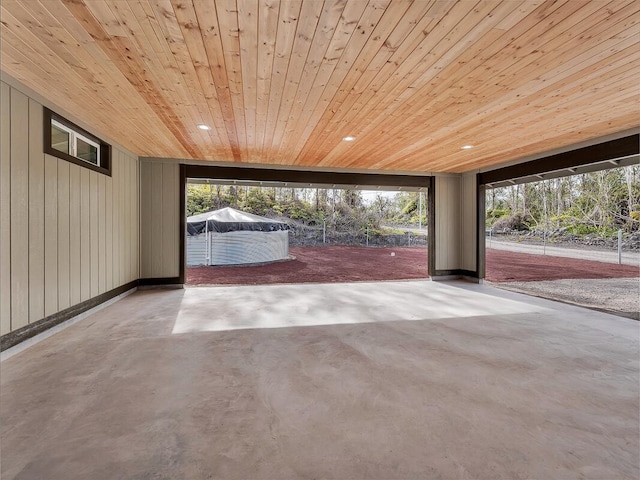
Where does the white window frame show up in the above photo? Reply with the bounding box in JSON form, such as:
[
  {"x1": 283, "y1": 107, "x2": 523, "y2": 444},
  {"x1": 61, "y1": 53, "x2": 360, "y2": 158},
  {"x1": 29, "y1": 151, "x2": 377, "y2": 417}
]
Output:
[{"x1": 51, "y1": 119, "x2": 101, "y2": 167}]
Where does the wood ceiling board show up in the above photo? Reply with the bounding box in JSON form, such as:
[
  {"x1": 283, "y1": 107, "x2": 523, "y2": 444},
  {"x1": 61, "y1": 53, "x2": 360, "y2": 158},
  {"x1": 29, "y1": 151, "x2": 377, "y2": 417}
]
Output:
[
  {"x1": 254, "y1": 0, "x2": 280, "y2": 163},
  {"x1": 327, "y1": 1, "x2": 633, "y2": 170},
  {"x1": 362, "y1": 7, "x2": 640, "y2": 171},
  {"x1": 261, "y1": 0, "x2": 302, "y2": 162},
  {"x1": 0, "y1": 6, "x2": 185, "y2": 156},
  {"x1": 272, "y1": 0, "x2": 348, "y2": 164},
  {"x1": 376, "y1": 51, "x2": 640, "y2": 172},
  {"x1": 60, "y1": 0, "x2": 202, "y2": 157},
  {"x1": 1, "y1": 0, "x2": 638, "y2": 173},
  {"x1": 191, "y1": 0, "x2": 242, "y2": 159},
  {"x1": 299, "y1": 0, "x2": 482, "y2": 167},
  {"x1": 146, "y1": 0, "x2": 231, "y2": 155},
  {"x1": 289, "y1": 0, "x2": 425, "y2": 164},
  {"x1": 266, "y1": 0, "x2": 326, "y2": 163}
]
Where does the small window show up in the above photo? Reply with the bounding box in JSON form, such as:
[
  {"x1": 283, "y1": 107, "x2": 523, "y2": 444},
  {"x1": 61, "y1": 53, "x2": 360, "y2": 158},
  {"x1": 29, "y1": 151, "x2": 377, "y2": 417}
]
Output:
[{"x1": 44, "y1": 108, "x2": 111, "y2": 175}]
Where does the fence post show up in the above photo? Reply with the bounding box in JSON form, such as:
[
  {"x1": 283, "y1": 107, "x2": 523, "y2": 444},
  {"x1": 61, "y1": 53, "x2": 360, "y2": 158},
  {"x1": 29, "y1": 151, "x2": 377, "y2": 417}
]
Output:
[
  {"x1": 543, "y1": 229, "x2": 546, "y2": 255},
  {"x1": 323, "y1": 221, "x2": 326, "y2": 244},
  {"x1": 366, "y1": 227, "x2": 369, "y2": 247},
  {"x1": 618, "y1": 229, "x2": 623, "y2": 264},
  {"x1": 408, "y1": 232, "x2": 411, "y2": 246}
]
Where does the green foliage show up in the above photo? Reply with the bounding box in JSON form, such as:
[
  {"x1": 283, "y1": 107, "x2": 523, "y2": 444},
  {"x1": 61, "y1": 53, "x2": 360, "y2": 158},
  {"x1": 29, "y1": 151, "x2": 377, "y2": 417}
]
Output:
[
  {"x1": 401, "y1": 198, "x2": 417, "y2": 215},
  {"x1": 486, "y1": 166, "x2": 640, "y2": 236},
  {"x1": 565, "y1": 224, "x2": 618, "y2": 237},
  {"x1": 486, "y1": 208, "x2": 509, "y2": 219},
  {"x1": 390, "y1": 191, "x2": 427, "y2": 226}
]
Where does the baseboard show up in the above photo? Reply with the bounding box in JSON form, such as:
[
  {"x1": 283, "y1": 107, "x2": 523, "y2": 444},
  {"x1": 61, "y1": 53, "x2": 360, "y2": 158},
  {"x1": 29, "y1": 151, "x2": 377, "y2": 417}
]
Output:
[
  {"x1": 431, "y1": 269, "x2": 481, "y2": 282},
  {"x1": 138, "y1": 277, "x2": 182, "y2": 286},
  {"x1": 0, "y1": 280, "x2": 138, "y2": 359}
]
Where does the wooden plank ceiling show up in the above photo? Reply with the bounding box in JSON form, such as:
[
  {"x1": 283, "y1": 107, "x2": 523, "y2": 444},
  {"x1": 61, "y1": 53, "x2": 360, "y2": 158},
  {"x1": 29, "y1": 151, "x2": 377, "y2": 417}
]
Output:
[{"x1": 1, "y1": 0, "x2": 639, "y2": 173}]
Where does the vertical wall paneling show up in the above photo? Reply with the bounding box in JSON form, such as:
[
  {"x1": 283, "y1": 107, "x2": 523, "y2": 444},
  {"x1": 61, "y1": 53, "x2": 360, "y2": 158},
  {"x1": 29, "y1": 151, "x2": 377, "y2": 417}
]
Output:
[
  {"x1": 80, "y1": 168, "x2": 91, "y2": 301},
  {"x1": 161, "y1": 163, "x2": 177, "y2": 277},
  {"x1": 105, "y1": 172, "x2": 113, "y2": 290},
  {"x1": 119, "y1": 151, "x2": 127, "y2": 285},
  {"x1": 9, "y1": 88, "x2": 29, "y2": 330},
  {"x1": 28, "y1": 99, "x2": 44, "y2": 323},
  {"x1": 0, "y1": 83, "x2": 11, "y2": 335},
  {"x1": 461, "y1": 173, "x2": 477, "y2": 272},
  {"x1": 129, "y1": 158, "x2": 140, "y2": 280},
  {"x1": 57, "y1": 160, "x2": 70, "y2": 311},
  {"x1": 2, "y1": 80, "x2": 139, "y2": 335},
  {"x1": 139, "y1": 161, "x2": 151, "y2": 277},
  {"x1": 98, "y1": 174, "x2": 106, "y2": 294},
  {"x1": 435, "y1": 176, "x2": 461, "y2": 271},
  {"x1": 112, "y1": 151, "x2": 121, "y2": 288},
  {"x1": 0, "y1": 82, "x2": 11, "y2": 334},
  {"x1": 126, "y1": 155, "x2": 133, "y2": 282},
  {"x1": 69, "y1": 163, "x2": 81, "y2": 306},
  {"x1": 150, "y1": 162, "x2": 163, "y2": 278},
  {"x1": 90, "y1": 171, "x2": 99, "y2": 297},
  {"x1": 139, "y1": 160, "x2": 180, "y2": 279},
  {"x1": 134, "y1": 159, "x2": 140, "y2": 280},
  {"x1": 44, "y1": 157, "x2": 59, "y2": 316}
]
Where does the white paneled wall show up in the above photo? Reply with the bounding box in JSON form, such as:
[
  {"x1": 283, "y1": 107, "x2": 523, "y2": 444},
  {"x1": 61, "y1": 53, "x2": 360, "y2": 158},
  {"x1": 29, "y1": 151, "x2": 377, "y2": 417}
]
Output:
[{"x1": 0, "y1": 81, "x2": 139, "y2": 335}]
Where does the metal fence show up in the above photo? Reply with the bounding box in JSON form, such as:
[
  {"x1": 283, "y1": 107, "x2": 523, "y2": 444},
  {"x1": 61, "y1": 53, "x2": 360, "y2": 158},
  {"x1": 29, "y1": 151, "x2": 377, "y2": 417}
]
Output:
[{"x1": 288, "y1": 223, "x2": 427, "y2": 248}]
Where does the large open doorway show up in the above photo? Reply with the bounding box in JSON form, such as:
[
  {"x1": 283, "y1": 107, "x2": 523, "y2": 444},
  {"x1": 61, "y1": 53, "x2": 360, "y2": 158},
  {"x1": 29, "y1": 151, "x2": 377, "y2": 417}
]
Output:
[
  {"x1": 185, "y1": 181, "x2": 429, "y2": 285},
  {"x1": 180, "y1": 166, "x2": 431, "y2": 287},
  {"x1": 483, "y1": 165, "x2": 639, "y2": 319}
]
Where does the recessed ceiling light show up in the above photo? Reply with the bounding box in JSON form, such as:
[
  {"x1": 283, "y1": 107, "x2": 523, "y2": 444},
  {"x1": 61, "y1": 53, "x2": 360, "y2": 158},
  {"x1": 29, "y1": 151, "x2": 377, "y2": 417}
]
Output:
[
  {"x1": 343, "y1": 136, "x2": 356, "y2": 142},
  {"x1": 461, "y1": 145, "x2": 473, "y2": 150},
  {"x1": 197, "y1": 124, "x2": 211, "y2": 131}
]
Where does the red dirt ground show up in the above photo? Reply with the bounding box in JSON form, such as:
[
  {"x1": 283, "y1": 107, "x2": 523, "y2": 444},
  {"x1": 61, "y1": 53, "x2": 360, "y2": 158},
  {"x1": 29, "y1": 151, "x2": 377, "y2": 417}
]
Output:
[
  {"x1": 485, "y1": 249, "x2": 639, "y2": 282},
  {"x1": 186, "y1": 246, "x2": 639, "y2": 286},
  {"x1": 187, "y1": 246, "x2": 428, "y2": 285}
]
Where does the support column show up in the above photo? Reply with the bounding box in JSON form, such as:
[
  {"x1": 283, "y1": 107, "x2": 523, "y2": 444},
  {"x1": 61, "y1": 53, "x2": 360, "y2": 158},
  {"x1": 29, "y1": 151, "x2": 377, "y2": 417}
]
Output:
[{"x1": 428, "y1": 174, "x2": 482, "y2": 281}]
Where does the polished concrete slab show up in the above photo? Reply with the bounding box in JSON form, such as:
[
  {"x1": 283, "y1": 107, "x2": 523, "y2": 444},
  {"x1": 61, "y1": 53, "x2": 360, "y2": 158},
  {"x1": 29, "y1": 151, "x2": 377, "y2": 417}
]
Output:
[{"x1": 1, "y1": 281, "x2": 638, "y2": 479}]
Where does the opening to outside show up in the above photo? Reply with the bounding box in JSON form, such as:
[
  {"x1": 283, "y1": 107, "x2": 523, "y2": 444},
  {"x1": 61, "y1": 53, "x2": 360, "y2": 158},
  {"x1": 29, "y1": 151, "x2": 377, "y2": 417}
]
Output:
[
  {"x1": 484, "y1": 165, "x2": 640, "y2": 319},
  {"x1": 185, "y1": 180, "x2": 429, "y2": 286}
]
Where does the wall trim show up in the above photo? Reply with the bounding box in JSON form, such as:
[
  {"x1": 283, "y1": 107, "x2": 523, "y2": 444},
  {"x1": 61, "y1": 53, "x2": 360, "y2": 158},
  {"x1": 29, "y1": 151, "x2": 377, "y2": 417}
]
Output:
[
  {"x1": 142, "y1": 155, "x2": 435, "y2": 177},
  {"x1": 427, "y1": 176, "x2": 436, "y2": 277},
  {"x1": 0, "y1": 280, "x2": 138, "y2": 353},
  {"x1": 477, "y1": 175, "x2": 486, "y2": 279},
  {"x1": 475, "y1": 128, "x2": 640, "y2": 174},
  {"x1": 479, "y1": 134, "x2": 639, "y2": 185},
  {"x1": 179, "y1": 164, "x2": 187, "y2": 284},
  {"x1": 183, "y1": 164, "x2": 432, "y2": 188},
  {"x1": 139, "y1": 277, "x2": 182, "y2": 286},
  {"x1": 431, "y1": 269, "x2": 479, "y2": 279}
]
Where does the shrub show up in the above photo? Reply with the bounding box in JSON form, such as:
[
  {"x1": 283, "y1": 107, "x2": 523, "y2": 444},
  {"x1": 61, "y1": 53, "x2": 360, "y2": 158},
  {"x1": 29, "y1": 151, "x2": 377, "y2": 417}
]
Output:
[{"x1": 492, "y1": 212, "x2": 533, "y2": 231}]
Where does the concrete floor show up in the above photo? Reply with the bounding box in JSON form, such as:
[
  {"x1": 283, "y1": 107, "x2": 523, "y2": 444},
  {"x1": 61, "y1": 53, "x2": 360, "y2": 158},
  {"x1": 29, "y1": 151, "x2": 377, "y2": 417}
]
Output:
[{"x1": 1, "y1": 281, "x2": 638, "y2": 479}]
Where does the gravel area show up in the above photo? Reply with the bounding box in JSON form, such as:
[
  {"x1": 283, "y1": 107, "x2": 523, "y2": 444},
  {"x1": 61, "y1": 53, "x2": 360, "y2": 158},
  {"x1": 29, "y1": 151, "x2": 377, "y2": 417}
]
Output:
[{"x1": 490, "y1": 278, "x2": 640, "y2": 320}]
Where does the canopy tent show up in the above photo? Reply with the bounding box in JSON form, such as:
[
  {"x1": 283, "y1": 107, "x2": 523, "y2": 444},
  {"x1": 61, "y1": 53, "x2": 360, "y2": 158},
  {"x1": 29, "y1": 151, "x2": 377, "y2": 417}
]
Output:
[
  {"x1": 186, "y1": 207, "x2": 289, "y2": 266},
  {"x1": 187, "y1": 207, "x2": 289, "y2": 235}
]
